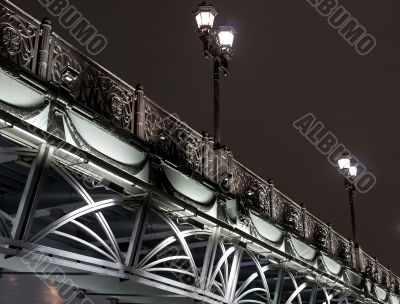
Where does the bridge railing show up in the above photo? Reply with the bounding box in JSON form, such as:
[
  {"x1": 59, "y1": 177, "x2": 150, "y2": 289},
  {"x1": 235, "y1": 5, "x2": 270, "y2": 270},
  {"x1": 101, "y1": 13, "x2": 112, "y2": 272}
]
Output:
[
  {"x1": 0, "y1": 0, "x2": 136, "y2": 133},
  {"x1": 45, "y1": 32, "x2": 136, "y2": 133},
  {"x1": 0, "y1": 0, "x2": 399, "y2": 295},
  {"x1": 0, "y1": 1, "x2": 40, "y2": 73}
]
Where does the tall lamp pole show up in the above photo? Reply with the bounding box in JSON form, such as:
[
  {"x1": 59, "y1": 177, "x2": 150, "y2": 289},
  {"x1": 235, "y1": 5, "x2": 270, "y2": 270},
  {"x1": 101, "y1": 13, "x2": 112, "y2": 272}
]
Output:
[
  {"x1": 194, "y1": 2, "x2": 236, "y2": 149},
  {"x1": 338, "y1": 154, "x2": 358, "y2": 245}
]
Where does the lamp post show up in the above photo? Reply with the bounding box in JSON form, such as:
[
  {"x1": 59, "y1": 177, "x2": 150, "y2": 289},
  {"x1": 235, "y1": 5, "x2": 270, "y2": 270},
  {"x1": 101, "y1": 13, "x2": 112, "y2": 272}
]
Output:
[
  {"x1": 338, "y1": 153, "x2": 358, "y2": 245},
  {"x1": 194, "y1": 2, "x2": 236, "y2": 149}
]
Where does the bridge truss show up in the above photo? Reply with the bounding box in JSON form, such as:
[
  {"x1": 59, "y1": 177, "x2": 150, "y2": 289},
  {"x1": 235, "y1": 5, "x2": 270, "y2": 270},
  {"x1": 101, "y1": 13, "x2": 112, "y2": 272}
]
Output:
[{"x1": 0, "y1": 0, "x2": 398, "y2": 303}]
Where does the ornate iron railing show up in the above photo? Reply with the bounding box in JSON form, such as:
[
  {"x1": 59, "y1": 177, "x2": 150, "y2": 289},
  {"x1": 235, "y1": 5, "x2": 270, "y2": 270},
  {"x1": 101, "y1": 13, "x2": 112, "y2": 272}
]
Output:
[{"x1": 0, "y1": 0, "x2": 399, "y2": 295}]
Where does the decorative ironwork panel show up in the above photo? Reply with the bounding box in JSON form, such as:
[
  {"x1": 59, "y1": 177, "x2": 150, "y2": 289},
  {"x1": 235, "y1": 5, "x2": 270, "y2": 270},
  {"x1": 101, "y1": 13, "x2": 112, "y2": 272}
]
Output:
[
  {"x1": 377, "y1": 264, "x2": 391, "y2": 288},
  {"x1": 230, "y1": 162, "x2": 255, "y2": 195},
  {"x1": 144, "y1": 98, "x2": 204, "y2": 176},
  {"x1": 47, "y1": 37, "x2": 135, "y2": 132},
  {"x1": 331, "y1": 231, "x2": 351, "y2": 264},
  {"x1": 0, "y1": 3, "x2": 39, "y2": 73},
  {"x1": 361, "y1": 252, "x2": 376, "y2": 281},
  {"x1": 281, "y1": 194, "x2": 304, "y2": 236},
  {"x1": 271, "y1": 192, "x2": 285, "y2": 224},
  {"x1": 304, "y1": 212, "x2": 317, "y2": 243}
]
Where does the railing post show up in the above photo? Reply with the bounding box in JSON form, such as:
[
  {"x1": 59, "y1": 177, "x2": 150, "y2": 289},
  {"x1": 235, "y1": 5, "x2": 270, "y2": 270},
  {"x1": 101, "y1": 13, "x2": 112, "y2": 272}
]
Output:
[
  {"x1": 134, "y1": 84, "x2": 145, "y2": 139},
  {"x1": 327, "y1": 223, "x2": 333, "y2": 256},
  {"x1": 374, "y1": 257, "x2": 379, "y2": 284},
  {"x1": 349, "y1": 240, "x2": 356, "y2": 270},
  {"x1": 354, "y1": 245, "x2": 363, "y2": 271},
  {"x1": 301, "y1": 204, "x2": 307, "y2": 239},
  {"x1": 37, "y1": 18, "x2": 52, "y2": 80},
  {"x1": 389, "y1": 268, "x2": 394, "y2": 292},
  {"x1": 268, "y1": 179, "x2": 275, "y2": 220},
  {"x1": 202, "y1": 132, "x2": 210, "y2": 179},
  {"x1": 215, "y1": 147, "x2": 233, "y2": 192}
]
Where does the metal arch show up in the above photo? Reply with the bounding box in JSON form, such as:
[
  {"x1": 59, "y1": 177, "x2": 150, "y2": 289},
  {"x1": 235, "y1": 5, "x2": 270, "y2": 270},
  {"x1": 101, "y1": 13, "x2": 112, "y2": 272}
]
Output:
[
  {"x1": 70, "y1": 219, "x2": 120, "y2": 262},
  {"x1": 29, "y1": 199, "x2": 121, "y2": 243},
  {"x1": 234, "y1": 265, "x2": 275, "y2": 301},
  {"x1": 236, "y1": 288, "x2": 270, "y2": 303},
  {"x1": 52, "y1": 230, "x2": 118, "y2": 262},
  {"x1": 285, "y1": 282, "x2": 308, "y2": 304},
  {"x1": 199, "y1": 226, "x2": 218, "y2": 280},
  {"x1": 210, "y1": 280, "x2": 225, "y2": 297},
  {"x1": 239, "y1": 249, "x2": 272, "y2": 303},
  {"x1": 225, "y1": 246, "x2": 244, "y2": 302},
  {"x1": 208, "y1": 246, "x2": 236, "y2": 293},
  {"x1": 205, "y1": 239, "x2": 231, "y2": 293},
  {"x1": 235, "y1": 269, "x2": 266, "y2": 298},
  {"x1": 324, "y1": 288, "x2": 350, "y2": 304},
  {"x1": 137, "y1": 235, "x2": 180, "y2": 269},
  {"x1": 287, "y1": 269, "x2": 305, "y2": 304},
  {"x1": 142, "y1": 256, "x2": 190, "y2": 271},
  {"x1": 151, "y1": 209, "x2": 200, "y2": 282},
  {"x1": 51, "y1": 162, "x2": 123, "y2": 262},
  {"x1": 200, "y1": 227, "x2": 220, "y2": 290},
  {"x1": 321, "y1": 286, "x2": 332, "y2": 304},
  {"x1": 144, "y1": 267, "x2": 196, "y2": 278},
  {"x1": 137, "y1": 229, "x2": 208, "y2": 270}
]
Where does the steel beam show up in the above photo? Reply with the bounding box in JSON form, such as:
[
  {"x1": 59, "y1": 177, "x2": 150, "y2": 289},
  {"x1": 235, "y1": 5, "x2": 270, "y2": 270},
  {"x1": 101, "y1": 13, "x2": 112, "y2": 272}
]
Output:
[
  {"x1": 200, "y1": 227, "x2": 220, "y2": 290},
  {"x1": 285, "y1": 282, "x2": 307, "y2": 304},
  {"x1": 125, "y1": 195, "x2": 151, "y2": 268},
  {"x1": 225, "y1": 247, "x2": 243, "y2": 302},
  {"x1": 272, "y1": 266, "x2": 285, "y2": 304},
  {"x1": 0, "y1": 212, "x2": 10, "y2": 238},
  {"x1": 11, "y1": 144, "x2": 53, "y2": 241},
  {"x1": 309, "y1": 284, "x2": 318, "y2": 304}
]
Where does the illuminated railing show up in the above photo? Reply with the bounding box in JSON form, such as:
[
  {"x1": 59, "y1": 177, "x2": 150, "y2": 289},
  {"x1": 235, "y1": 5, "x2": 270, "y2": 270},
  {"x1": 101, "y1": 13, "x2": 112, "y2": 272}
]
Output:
[{"x1": 0, "y1": 0, "x2": 399, "y2": 294}]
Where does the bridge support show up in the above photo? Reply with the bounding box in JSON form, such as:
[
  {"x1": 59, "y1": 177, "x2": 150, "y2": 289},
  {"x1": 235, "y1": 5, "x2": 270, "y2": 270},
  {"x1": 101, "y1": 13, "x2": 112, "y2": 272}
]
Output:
[
  {"x1": 272, "y1": 265, "x2": 285, "y2": 304},
  {"x1": 308, "y1": 284, "x2": 317, "y2": 304},
  {"x1": 125, "y1": 195, "x2": 151, "y2": 268},
  {"x1": 200, "y1": 227, "x2": 220, "y2": 290},
  {"x1": 225, "y1": 247, "x2": 243, "y2": 302},
  {"x1": 11, "y1": 144, "x2": 53, "y2": 241}
]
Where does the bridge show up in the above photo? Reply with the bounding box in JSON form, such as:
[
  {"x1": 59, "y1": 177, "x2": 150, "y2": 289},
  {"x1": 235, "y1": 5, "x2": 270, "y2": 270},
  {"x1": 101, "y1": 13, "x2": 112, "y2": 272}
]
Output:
[{"x1": 0, "y1": 1, "x2": 398, "y2": 303}]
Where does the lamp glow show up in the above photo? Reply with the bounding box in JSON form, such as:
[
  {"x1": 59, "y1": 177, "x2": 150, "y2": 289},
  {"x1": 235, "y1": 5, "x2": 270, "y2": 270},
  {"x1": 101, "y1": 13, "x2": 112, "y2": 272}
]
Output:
[
  {"x1": 349, "y1": 166, "x2": 357, "y2": 177},
  {"x1": 338, "y1": 158, "x2": 350, "y2": 170},
  {"x1": 195, "y1": 3, "x2": 217, "y2": 30},
  {"x1": 217, "y1": 26, "x2": 236, "y2": 49}
]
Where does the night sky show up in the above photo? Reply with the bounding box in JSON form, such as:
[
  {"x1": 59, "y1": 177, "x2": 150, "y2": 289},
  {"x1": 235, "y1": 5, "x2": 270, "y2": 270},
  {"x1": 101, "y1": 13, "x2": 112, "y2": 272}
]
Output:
[{"x1": 3, "y1": 0, "x2": 400, "y2": 299}]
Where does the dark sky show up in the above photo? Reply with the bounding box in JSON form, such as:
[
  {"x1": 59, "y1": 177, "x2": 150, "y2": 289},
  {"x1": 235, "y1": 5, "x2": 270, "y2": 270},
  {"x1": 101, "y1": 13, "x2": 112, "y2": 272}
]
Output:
[{"x1": 10, "y1": 0, "x2": 400, "y2": 274}]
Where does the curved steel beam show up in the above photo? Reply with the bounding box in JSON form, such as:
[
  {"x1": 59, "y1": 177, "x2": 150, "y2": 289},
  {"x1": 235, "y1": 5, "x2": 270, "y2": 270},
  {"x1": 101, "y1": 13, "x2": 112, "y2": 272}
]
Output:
[
  {"x1": 51, "y1": 162, "x2": 123, "y2": 262},
  {"x1": 208, "y1": 246, "x2": 236, "y2": 293},
  {"x1": 141, "y1": 256, "x2": 190, "y2": 271},
  {"x1": 285, "y1": 282, "x2": 308, "y2": 304},
  {"x1": 235, "y1": 265, "x2": 273, "y2": 299},
  {"x1": 152, "y1": 210, "x2": 200, "y2": 282},
  {"x1": 70, "y1": 219, "x2": 119, "y2": 262},
  {"x1": 29, "y1": 199, "x2": 120, "y2": 243},
  {"x1": 52, "y1": 230, "x2": 118, "y2": 262}
]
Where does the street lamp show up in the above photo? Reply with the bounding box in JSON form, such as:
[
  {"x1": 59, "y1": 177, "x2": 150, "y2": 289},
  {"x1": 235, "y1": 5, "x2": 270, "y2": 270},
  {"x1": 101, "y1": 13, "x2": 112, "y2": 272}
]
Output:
[
  {"x1": 195, "y1": 3, "x2": 217, "y2": 32},
  {"x1": 194, "y1": 2, "x2": 236, "y2": 149},
  {"x1": 338, "y1": 153, "x2": 358, "y2": 245}
]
